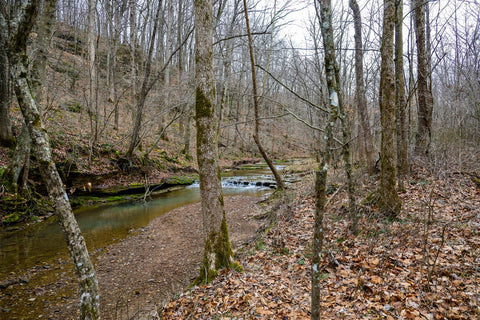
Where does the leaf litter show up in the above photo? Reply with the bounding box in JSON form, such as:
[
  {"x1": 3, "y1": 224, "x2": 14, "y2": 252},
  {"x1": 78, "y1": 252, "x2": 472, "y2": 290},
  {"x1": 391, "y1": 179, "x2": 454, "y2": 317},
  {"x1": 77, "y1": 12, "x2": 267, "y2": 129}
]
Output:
[{"x1": 162, "y1": 165, "x2": 480, "y2": 319}]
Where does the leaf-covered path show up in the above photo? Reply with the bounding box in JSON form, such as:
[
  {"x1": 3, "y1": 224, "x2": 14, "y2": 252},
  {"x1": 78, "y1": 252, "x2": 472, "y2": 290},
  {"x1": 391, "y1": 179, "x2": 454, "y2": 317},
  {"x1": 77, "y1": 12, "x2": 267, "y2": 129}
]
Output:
[{"x1": 163, "y1": 167, "x2": 480, "y2": 319}]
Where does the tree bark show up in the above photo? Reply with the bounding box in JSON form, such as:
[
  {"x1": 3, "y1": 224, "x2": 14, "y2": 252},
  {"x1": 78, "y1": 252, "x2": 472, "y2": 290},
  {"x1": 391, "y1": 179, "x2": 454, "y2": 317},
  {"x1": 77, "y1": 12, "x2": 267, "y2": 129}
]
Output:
[
  {"x1": 242, "y1": 0, "x2": 285, "y2": 191},
  {"x1": 0, "y1": 2, "x2": 100, "y2": 318},
  {"x1": 311, "y1": 0, "x2": 344, "y2": 317},
  {"x1": 316, "y1": 0, "x2": 357, "y2": 234},
  {"x1": 87, "y1": 0, "x2": 98, "y2": 147},
  {"x1": 349, "y1": 0, "x2": 375, "y2": 174},
  {"x1": 413, "y1": 0, "x2": 433, "y2": 156},
  {"x1": 30, "y1": 0, "x2": 57, "y2": 103},
  {"x1": 395, "y1": 0, "x2": 408, "y2": 190},
  {"x1": 193, "y1": 0, "x2": 236, "y2": 285},
  {"x1": 7, "y1": 0, "x2": 56, "y2": 194},
  {"x1": 0, "y1": 37, "x2": 14, "y2": 147},
  {"x1": 129, "y1": 0, "x2": 137, "y2": 123},
  {"x1": 6, "y1": 125, "x2": 30, "y2": 194},
  {"x1": 379, "y1": 0, "x2": 402, "y2": 218}
]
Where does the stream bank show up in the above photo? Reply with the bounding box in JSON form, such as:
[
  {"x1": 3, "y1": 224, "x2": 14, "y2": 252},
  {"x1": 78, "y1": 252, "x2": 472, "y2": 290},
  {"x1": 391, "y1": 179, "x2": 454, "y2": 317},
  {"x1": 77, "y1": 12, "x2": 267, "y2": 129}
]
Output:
[
  {"x1": 0, "y1": 160, "x2": 296, "y2": 319},
  {"x1": 0, "y1": 194, "x2": 276, "y2": 319}
]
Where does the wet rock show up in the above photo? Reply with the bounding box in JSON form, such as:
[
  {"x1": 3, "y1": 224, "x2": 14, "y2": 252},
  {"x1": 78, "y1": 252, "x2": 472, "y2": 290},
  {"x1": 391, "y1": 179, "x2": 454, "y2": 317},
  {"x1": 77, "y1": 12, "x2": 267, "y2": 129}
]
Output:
[{"x1": 0, "y1": 278, "x2": 18, "y2": 289}]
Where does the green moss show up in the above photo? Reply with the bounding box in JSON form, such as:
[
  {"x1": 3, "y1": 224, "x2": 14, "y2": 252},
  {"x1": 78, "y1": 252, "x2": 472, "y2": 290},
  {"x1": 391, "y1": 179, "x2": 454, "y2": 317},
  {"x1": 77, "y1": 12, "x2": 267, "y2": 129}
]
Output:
[
  {"x1": 256, "y1": 239, "x2": 265, "y2": 250},
  {"x1": 4, "y1": 213, "x2": 20, "y2": 224},
  {"x1": 70, "y1": 198, "x2": 86, "y2": 207},
  {"x1": 157, "y1": 150, "x2": 179, "y2": 163},
  {"x1": 215, "y1": 217, "x2": 235, "y2": 269},
  {"x1": 193, "y1": 216, "x2": 238, "y2": 285},
  {"x1": 106, "y1": 196, "x2": 126, "y2": 202},
  {"x1": 70, "y1": 196, "x2": 101, "y2": 207},
  {"x1": 129, "y1": 183, "x2": 143, "y2": 187},
  {"x1": 195, "y1": 88, "x2": 214, "y2": 119},
  {"x1": 163, "y1": 175, "x2": 196, "y2": 186}
]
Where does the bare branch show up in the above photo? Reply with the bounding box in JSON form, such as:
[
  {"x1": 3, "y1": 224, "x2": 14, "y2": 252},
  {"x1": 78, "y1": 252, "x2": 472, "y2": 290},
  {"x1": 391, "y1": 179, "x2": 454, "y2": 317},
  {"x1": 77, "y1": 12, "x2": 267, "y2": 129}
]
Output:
[{"x1": 256, "y1": 64, "x2": 330, "y2": 114}]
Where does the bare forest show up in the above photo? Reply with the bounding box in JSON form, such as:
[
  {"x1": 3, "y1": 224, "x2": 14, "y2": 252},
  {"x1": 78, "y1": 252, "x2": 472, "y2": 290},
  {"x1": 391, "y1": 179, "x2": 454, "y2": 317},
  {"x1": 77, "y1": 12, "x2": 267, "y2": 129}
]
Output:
[{"x1": 0, "y1": 0, "x2": 479, "y2": 319}]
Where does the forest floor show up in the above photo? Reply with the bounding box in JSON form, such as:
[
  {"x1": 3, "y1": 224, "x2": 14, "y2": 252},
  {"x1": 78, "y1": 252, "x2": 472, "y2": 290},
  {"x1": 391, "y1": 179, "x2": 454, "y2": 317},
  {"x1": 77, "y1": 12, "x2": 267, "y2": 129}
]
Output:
[
  {"x1": 161, "y1": 163, "x2": 480, "y2": 320},
  {"x1": 1, "y1": 159, "x2": 479, "y2": 320}
]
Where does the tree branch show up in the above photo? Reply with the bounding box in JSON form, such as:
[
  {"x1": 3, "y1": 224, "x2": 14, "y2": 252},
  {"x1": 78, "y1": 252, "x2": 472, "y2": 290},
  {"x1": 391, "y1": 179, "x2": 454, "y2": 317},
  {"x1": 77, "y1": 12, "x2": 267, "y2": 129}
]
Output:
[{"x1": 256, "y1": 64, "x2": 330, "y2": 114}]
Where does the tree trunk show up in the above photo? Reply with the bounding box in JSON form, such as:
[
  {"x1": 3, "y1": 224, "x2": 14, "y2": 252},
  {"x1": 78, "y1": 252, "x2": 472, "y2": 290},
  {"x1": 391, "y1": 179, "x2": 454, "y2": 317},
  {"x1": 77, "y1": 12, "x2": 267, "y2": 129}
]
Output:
[
  {"x1": 193, "y1": 0, "x2": 236, "y2": 285},
  {"x1": 129, "y1": 0, "x2": 137, "y2": 123},
  {"x1": 0, "y1": 43, "x2": 14, "y2": 147},
  {"x1": 349, "y1": 0, "x2": 375, "y2": 174},
  {"x1": 242, "y1": 0, "x2": 285, "y2": 191},
  {"x1": 311, "y1": 1, "x2": 340, "y2": 318},
  {"x1": 0, "y1": 2, "x2": 100, "y2": 318},
  {"x1": 6, "y1": 0, "x2": 56, "y2": 194},
  {"x1": 379, "y1": 0, "x2": 402, "y2": 218},
  {"x1": 30, "y1": 0, "x2": 57, "y2": 104},
  {"x1": 316, "y1": 0, "x2": 357, "y2": 234},
  {"x1": 6, "y1": 125, "x2": 31, "y2": 194},
  {"x1": 126, "y1": 2, "x2": 163, "y2": 159},
  {"x1": 182, "y1": 104, "x2": 192, "y2": 158},
  {"x1": 413, "y1": 0, "x2": 433, "y2": 156},
  {"x1": 395, "y1": 0, "x2": 408, "y2": 190},
  {"x1": 87, "y1": 0, "x2": 98, "y2": 148}
]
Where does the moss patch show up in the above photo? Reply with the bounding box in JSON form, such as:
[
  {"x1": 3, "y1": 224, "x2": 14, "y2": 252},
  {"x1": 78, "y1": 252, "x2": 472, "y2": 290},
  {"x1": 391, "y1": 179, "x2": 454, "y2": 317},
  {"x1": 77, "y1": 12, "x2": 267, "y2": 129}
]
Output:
[
  {"x1": 0, "y1": 193, "x2": 53, "y2": 226},
  {"x1": 163, "y1": 175, "x2": 196, "y2": 186},
  {"x1": 193, "y1": 216, "x2": 239, "y2": 286}
]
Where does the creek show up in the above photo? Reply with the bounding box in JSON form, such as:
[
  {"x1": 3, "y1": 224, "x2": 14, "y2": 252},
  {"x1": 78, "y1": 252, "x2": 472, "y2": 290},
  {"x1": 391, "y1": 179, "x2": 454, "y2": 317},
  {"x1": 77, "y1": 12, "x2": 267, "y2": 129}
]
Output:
[{"x1": 0, "y1": 165, "x2": 280, "y2": 280}]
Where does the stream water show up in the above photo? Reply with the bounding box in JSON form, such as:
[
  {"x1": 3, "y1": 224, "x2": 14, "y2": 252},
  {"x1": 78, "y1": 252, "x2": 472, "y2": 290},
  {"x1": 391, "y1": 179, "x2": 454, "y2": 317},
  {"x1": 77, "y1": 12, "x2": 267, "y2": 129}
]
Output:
[{"x1": 0, "y1": 166, "x2": 279, "y2": 279}]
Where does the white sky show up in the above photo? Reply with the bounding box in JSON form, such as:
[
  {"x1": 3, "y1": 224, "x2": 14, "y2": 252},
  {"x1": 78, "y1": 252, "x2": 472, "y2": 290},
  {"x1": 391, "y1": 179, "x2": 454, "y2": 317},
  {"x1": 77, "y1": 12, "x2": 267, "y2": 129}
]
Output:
[{"x1": 276, "y1": 0, "x2": 315, "y2": 47}]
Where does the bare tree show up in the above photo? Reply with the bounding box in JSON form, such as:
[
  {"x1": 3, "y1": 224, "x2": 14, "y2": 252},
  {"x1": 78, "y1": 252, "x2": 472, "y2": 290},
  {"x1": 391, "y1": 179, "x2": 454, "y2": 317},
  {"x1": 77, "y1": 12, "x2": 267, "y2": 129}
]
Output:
[
  {"x1": 413, "y1": 0, "x2": 433, "y2": 156},
  {"x1": 379, "y1": 0, "x2": 402, "y2": 217},
  {"x1": 87, "y1": 0, "x2": 98, "y2": 153},
  {"x1": 395, "y1": 0, "x2": 408, "y2": 189},
  {"x1": 193, "y1": 0, "x2": 237, "y2": 284},
  {"x1": 311, "y1": 0, "x2": 341, "y2": 317},
  {"x1": 242, "y1": 0, "x2": 285, "y2": 191},
  {"x1": 349, "y1": 0, "x2": 375, "y2": 174},
  {"x1": 126, "y1": 1, "x2": 163, "y2": 159},
  {"x1": 0, "y1": 1, "x2": 100, "y2": 318},
  {"x1": 6, "y1": 0, "x2": 56, "y2": 194}
]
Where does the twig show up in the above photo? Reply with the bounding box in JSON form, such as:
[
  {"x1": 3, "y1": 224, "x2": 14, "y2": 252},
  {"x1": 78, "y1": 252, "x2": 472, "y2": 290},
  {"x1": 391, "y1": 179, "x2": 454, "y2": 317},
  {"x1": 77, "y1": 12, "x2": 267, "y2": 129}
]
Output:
[{"x1": 325, "y1": 184, "x2": 344, "y2": 208}]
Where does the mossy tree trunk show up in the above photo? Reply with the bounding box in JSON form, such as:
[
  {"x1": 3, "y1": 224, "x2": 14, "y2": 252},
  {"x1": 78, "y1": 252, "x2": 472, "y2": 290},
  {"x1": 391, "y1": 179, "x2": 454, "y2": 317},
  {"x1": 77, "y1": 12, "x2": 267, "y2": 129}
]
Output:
[
  {"x1": 194, "y1": 0, "x2": 236, "y2": 285},
  {"x1": 379, "y1": 0, "x2": 402, "y2": 218},
  {"x1": 242, "y1": 0, "x2": 285, "y2": 192},
  {"x1": 395, "y1": 0, "x2": 408, "y2": 190},
  {"x1": 0, "y1": 2, "x2": 100, "y2": 318}
]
